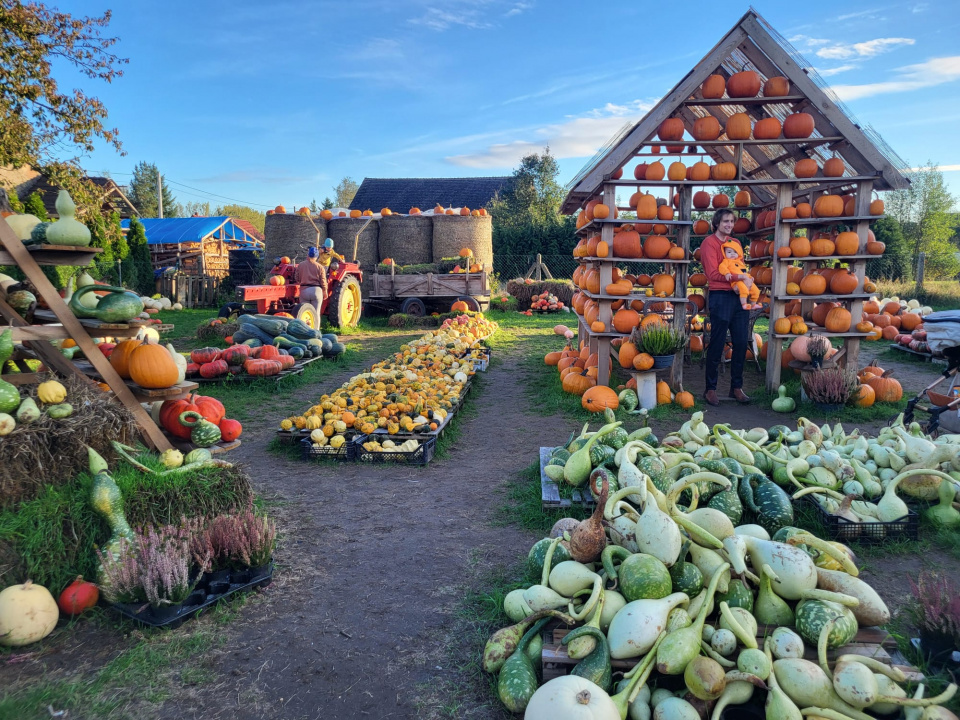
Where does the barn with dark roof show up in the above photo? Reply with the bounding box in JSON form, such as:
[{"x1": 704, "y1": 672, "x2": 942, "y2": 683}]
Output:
[{"x1": 348, "y1": 177, "x2": 512, "y2": 213}]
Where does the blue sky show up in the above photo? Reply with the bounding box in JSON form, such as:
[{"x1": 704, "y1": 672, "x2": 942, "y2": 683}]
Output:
[{"x1": 57, "y1": 0, "x2": 960, "y2": 211}]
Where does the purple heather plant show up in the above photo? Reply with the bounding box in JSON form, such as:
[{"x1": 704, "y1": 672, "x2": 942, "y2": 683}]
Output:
[
  {"x1": 908, "y1": 571, "x2": 960, "y2": 646},
  {"x1": 206, "y1": 511, "x2": 276, "y2": 570}
]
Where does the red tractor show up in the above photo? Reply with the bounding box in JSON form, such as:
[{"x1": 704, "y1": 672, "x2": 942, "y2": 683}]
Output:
[{"x1": 234, "y1": 250, "x2": 363, "y2": 329}]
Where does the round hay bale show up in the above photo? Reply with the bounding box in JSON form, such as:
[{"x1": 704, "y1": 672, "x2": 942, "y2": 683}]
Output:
[
  {"x1": 328, "y1": 217, "x2": 380, "y2": 271},
  {"x1": 264, "y1": 214, "x2": 325, "y2": 262},
  {"x1": 378, "y1": 215, "x2": 433, "y2": 265},
  {"x1": 431, "y1": 215, "x2": 492, "y2": 270}
]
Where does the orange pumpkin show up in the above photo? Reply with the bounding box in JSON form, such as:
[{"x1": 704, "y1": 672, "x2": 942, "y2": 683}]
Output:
[
  {"x1": 810, "y1": 237, "x2": 836, "y2": 257},
  {"x1": 753, "y1": 117, "x2": 782, "y2": 140},
  {"x1": 645, "y1": 161, "x2": 666, "y2": 181},
  {"x1": 823, "y1": 157, "x2": 845, "y2": 177},
  {"x1": 795, "y1": 202, "x2": 812, "y2": 218},
  {"x1": 652, "y1": 274, "x2": 675, "y2": 296},
  {"x1": 725, "y1": 113, "x2": 752, "y2": 140},
  {"x1": 870, "y1": 198, "x2": 885, "y2": 216},
  {"x1": 643, "y1": 235, "x2": 671, "y2": 260},
  {"x1": 783, "y1": 112, "x2": 815, "y2": 139},
  {"x1": 563, "y1": 370, "x2": 596, "y2": 396},
  {"x1": 633, "y1": 352, "x2": 655, "y2": 371},
  {"x1": 693, "y1": 219, "x2": 711, "y2": 235},
  {"x1": 657, "y1": 204, "x2": 674, "y2": 221},
  {"x1": 582, "y1": 385, "x2": 619, "y2": 412},
  {"x1": 702, "y1": 74, "x2": 726, "y2": 98},
  {"x1": 763, "y1": 76, "x2": 790, "y2": 96},
  {"x1": 690, "y1": 161, "x2": 711, "y2": 182},
  {"x1": 834, "y1": 231, "x2": 860, "y2": 256},
  {"x1": 824, "y1": 307, "x2": 852, "y2": 333},
  {"x1": 789, "y1": 236, "x2": 811, "y2": 258},
  {"x1": 109, "y1": 339, "x2": 143, "y2": 380},
  {"x1": 545, "y1": 351, "x2": 563, "y2": 366},
  {"x1": 711, "y1": 162, "x2": 737, "y2": 181},
  {"x1": 727, "y1": 70, "x2": 761, "y2": 98},
  {"x1": 692, "y1": 116, "x2": 721, "y2": 141},
  {"x1": 613, "y1": 230, "x2": 643, "y2": 259},
  {"x1": 853, "y1": 384, "x2": 876, "y2": 408},
  {"x1": 814, "y1": 195, "x2": 844, "y2": 218},
  {"x1": 734, "y1": 190, "x2": 751, "y2": 208},
  {"x1": 619, "y1": 342, "x2": 639, "y2": 368},
  {"x1": 800, "y1": 274, "x2": 827, "y2": 296},
  {"x1": 865, "y1": 370, "x2": 903, "y2": 402},
  {"x1": 829, "y1": 269, "x2": 859, "y2": 295},
  {"x1": 129, "y1": 341, "x2": 180, "y2": 389},
  {"x1": 658, "y1": 118, "x2": 685, "y2": 142},
  {"x1": 794, "y1": 158, "x2": 818, "y2": 178},
  {"x1": 668, "y1": 162, "x2": 687, "y2": 181},
  {"x1": 712, "y1": 194, "x2": 730, "y2": 209},
  {"x1": 674, "y1": 386, "x2": 694, "y2": 409}
]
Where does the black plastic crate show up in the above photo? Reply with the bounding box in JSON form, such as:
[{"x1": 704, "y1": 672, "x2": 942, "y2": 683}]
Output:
[
  {"x1": 804, "y1": 496, "x2": 919, "y2": 543},
  {"x1": 274, "y1": 429, "x2": 305, "y2": 444},
  {"x1": 355, "y1": 434, "x2": 436, "y2": 465},
  {"x1": 300, "y1": 434, "x2": 365, "y2": 462}
]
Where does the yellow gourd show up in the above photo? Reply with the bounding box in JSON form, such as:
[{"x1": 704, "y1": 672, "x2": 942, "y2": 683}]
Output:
[
  {"x1": 37, "y1": 380, "x2": 67, "y2": 405},
  {"x1": 0, "y1": 581, "x2": 59, "y2": 647}
]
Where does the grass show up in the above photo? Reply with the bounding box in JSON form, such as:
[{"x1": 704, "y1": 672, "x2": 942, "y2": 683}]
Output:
[
  {"x1": 0, "y1": 595, "x2": 251, "y2": 720},
  {"x1": 875, "y1": 279, "x2": 960, "y2": 312}
]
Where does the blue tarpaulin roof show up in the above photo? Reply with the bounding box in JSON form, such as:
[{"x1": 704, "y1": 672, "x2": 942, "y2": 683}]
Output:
[{"x1": 120, "y1": 217, "x2": 264, "y2": 247}]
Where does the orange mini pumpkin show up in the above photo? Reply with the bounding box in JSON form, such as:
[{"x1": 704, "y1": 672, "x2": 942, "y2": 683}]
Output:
[{"x1": 633, "y1": 352, "x2": 655, "y2": 371}]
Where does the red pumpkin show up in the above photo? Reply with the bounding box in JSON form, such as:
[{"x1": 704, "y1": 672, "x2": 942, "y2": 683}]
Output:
[
  {"x1": 58, "y1": 576, "x2": 99, "y2": 615},
  {"x1": 160, "y1": 396, "x2": 200, "y2": 439},
  {"x1": 98, "y1": 342, "x2": 116, "y2": 358},
  {"x1": 219, "y1": 418, "x2": 243, "y2": 442},
  {"x1": 190, "y1": 347, "x2": 221, "y2": 364},
  {"x1": 221, "y1": 345, "x2": 250, "y2": 366},
  {"x1": 259, "y1": 345, "x2": 282, "y2": 361},
  {"x1": 199, "y1": 360, "x2": 229, "y2": 378},
  {"x1": 185, "y1": 362, "x2": 201, "y2": 377},
  {"x1": 193, "y1": 393, "x2": 226, "y2": 425}
]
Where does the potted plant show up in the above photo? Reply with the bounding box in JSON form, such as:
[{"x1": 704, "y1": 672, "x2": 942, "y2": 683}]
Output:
[
  {"x1": 800, "y1": 367, "x2": 859, "y2": 412},
  {"x1": 630, "y1": 323, "x2": 686, "y2": 368},
  {"x1": 906, "y1": 572, "x2": 960, "y2": 667},
  {"x1": 207, "y1": 511, "x2": 276, "y2": 584}
]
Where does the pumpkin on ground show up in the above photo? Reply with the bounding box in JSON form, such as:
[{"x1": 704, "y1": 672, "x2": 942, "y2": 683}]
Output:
[
  {"x1": 674, "y1": 387, "x2": 694, "y2": 409},
  {"x1": 0, "y1": 581, "x2": 59, "y2": 646},
  {"x1": 57, "y1": 576, "x2": 99, "y2": 616},
  {"x1": 582, "y1": 385, "x2": 619, "y2": 412},
  {"x1": 656, "y1": 381, "x2": 672, "y2": 405}
]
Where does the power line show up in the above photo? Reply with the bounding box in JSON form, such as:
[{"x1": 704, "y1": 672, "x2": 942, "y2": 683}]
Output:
[{"x1": 100, "y1": 170, "x2": 276, "y2": 209}]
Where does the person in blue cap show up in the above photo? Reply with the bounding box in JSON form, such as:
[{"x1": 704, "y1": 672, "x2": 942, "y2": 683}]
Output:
[
  {"x1": 294, "y1": 245, "x2": 328, "y2": 314},
  {"x1": 318, "y1": 238, "x2": 343, "y2": 267}
]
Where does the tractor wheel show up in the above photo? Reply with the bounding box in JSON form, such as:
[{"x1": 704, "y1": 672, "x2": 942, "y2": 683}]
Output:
[
  {"x1": 327, "y1": 275, "x2": 362, "y2": 328},
  {"x1": 400, "y1": 297, "x2": 426, "y2": 317},
  {"x1": 455, "y1": 295, "x2": 481, "y2": 312},
  {"x1": 293, "y1": 303, "x2": 319, "y2": 329}
]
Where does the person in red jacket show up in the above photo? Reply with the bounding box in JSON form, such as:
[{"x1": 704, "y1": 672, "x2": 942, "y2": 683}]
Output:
[{"x1": 701, "y1": 209, "x2": 753, "y2": 406}]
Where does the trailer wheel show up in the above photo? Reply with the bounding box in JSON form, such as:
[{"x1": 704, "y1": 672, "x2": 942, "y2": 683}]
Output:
[
  {"x1": 328, "y1": 275, "x2": 363, "y2": 327},
  {"x1": 455, "y1": 295, "x2": 482, "y2": 312},
  {"x1": 400, "y1": 297, "x2": 426, "y2": 317},
  {"x1": 293, "y1": 303, "x2": 319, "y2": 329}
]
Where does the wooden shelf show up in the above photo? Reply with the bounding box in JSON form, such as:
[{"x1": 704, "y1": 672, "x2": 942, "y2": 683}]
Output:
[
  {"x1": 773, "y1": 293, "x2": 872, "y2": 301},
  {"x1": 31, "y1": 308, "x2": 147, "y2": 331},
  {"x1": 781, "y1": 216, "x2": 883, "y2": 224},
  {"x1": 167, "y1": 436, "x2": 241, "y2": 455},
  {"x1": 573, "y1": 312, "x2": 628, "y2": 338},
  {"x1": 608, "y1": 175, "x2": 881, "y2": 188},
  {"x1": 72, "y1": 360, "x2": 198, "y2": 400},
  {"x1": 682, "y1": 95, "x2": 810, "y2": 106},
  {"x1": 577, "y1": 218, "x2": 692, "y2": 235},
  {"x1": 580, "y1": 256, "x2": 692, "y2": 264},
  {"x1": 637, "y1": 136, "x2": 844, "y2": 148},
  {"x1": 777, "y1": 254, "x2": 878, "y2": 262},
  {"x1": 774, "y1": 330, "x2": 873, "y2": 339},
  {"x1": 0, "y1": 244, "x2": 103, "y2": 267},
  {"x1": 581, "y1": 289, "x2": 690, "y2": 303}
]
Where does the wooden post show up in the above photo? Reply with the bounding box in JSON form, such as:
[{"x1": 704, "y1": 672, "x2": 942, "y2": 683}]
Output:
[
  {"x1": 915, "y1": 252, "x2": 925, "y2": 296},
  {"x1": 765, "y1": 182, "x2": 796, "y2": 391},
  {"x1": 670, "y1": 184, "x2": 693, "y2": 390}
]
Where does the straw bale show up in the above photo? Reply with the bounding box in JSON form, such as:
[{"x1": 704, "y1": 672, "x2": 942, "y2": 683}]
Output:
[
  {"x1": 431, "y1": 215, "x2": 493, "y2": 270},
  {"x1": 328, "y1": 217, "x2": 380, "y2": 270},
  {"x1": 378, "y1": 215, "x2": 434, "y2": 265},
  {"x1": 0, "y1": 374, "x2": 141, "y2": 509},
  {"x1": 263, "y1": 214, "x2": 326, "y2": 263},
  {"x1": 506, "y1": 279, "x2": 575, "y2": 308}
]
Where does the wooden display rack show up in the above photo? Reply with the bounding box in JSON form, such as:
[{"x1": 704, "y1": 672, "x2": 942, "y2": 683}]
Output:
[
  {"x1": 0, "y1": 218, "x2": 183, "y2": 452},
  {"x1": 560, "y1": 9, "x2": 910, "y2": 392}
]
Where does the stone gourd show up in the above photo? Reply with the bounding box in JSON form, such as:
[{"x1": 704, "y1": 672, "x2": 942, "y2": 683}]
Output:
[
  {"x1": 69, "y1": 285, "x2": 144, "y2": 323},
  {"x1": 45, "y1": 190, "x2": 91, "y2": 246}
]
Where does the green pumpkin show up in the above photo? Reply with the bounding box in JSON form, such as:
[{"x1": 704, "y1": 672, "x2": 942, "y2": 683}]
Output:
[
  {"x1": 0, "y1": 328, "x2": 12, "y2": 368},
  {"x1": 184, "y1": 447, "x2": 213, "y2": 464},
  {"x1": 6, "y1": 289, "x2": 36, "y2": 316},
  {"x1": 69, "y1": 285, "x2": 144, "y2": 322},
  {"x1": 45, "y1": 190, "x2": 92, "y2": 246},
  {"x1": 0, "y1": 378, "x2": 20, "y2": 413},
  {"x1": 47, "y1": 403, "x2": 73, "y2": 419},
  {"x1": 15, "y1": 397, "x2": 40, "y2": 423}
]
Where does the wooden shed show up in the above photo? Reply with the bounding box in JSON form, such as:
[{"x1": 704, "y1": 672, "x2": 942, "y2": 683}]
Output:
[{"x1": 562, "y1": 9, "x2": 910, "y2": 391}]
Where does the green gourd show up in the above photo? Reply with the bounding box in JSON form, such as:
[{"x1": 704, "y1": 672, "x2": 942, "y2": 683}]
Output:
[
  {"x1": 564, "y1": 421, "x2": 622, "y2": 487},
  {"x1": 925, "y1": 479, "x2": 960, "y2": 528},
  {"x1": 88, "y1": 446, "x2": 135, "y2": 563},
  {"x1": 0, "y1": 377, "x2": 21, "y2": 414},
  {"x1": 717, "y1": 577, "x2": 754, "y2": 613},
  {"x1": 669, "y1": 541, "x2": 704, "y2": 597},
  {"x1": 0, "y1": 328, "x2": 12, "y2": 368},
  {"x1": 772, "y1": 385, "x2": 796, "y2": 413},
  {"x1": 708, "y1": 475, "x2": 744, "y2": 525},
  {"x1": 46, "y1": 403, "x2": 73, "y2": 419},
  {"x1": 178, "y1": 410, "x2": 222, "y2": 447},
  {"x1": 497, "y1": 616, "x2": 552, "y2": 712},
  {"x1": 184, "y1": 447, "x2": 214, "y2": 464},
  {"x1": 16, "y1": 397, "x2": 40, "y2": 423},
  {"x1": 45, "y1": 190, "x2": 91, "y2": 246},
  {"x1": 755, "y1": 564, "x2": 795, "y2": 626},
  {"x1": 69, "y1": 285, "x2": 144, "y2": 322},
  {"x1": 563, "y1": 625, "x2": 612, "y2": 691}
]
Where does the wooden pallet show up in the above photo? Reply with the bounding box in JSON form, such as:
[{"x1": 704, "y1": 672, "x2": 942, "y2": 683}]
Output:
[
  {"x1": 541, "y1": 624, "x2": 923, "y2": 683},
  {"x1": 193, "y1": 355, "x2": 323, "y2": 384},
  {"x1": 540, "y1": 446, "x2": 595, "y2": 510},
  {"x1": 888, "y1": 343, "x2": 947, "y2": 365},
  {"x1": 166, "y1": 436, "x2": 241, "y2": 455},
  {"x1": 157, "y1": 323, "x2": 175, "y2": 334}
]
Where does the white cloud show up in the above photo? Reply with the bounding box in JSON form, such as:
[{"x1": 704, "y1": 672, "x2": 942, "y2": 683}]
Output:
[
  {"x1": 836, "y1": 8, "x2": 885, "y2": 21},
  {"x1": 817, "y1": 64, "x2": 858, "y2": 77},
  {"x1": 832, "y1": 55, "x2": 960, "y2": 100},
  {"x1": 445, "y1": 100, "x2": 656, "y2": 167},
  {"x1": 505, "y1": 2, "x2": 533, "y2": 17},
  {"x1": 790, "y1": 34, "x2": 831, "y2": 47},
  {"x1": 815, "y1": 37, "x2": 914, "y2": 59},
  {"x1": 912, "y1": 3, "x2": 928, "y2": 12},
  {"x1": 907, "y1": 164, "x2": 960, "y2": 172}
]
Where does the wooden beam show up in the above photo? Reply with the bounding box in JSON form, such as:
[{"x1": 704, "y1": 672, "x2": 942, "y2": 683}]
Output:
[
  {"x1": 563, "y1": 26, "x2": 750, "y2": 213},
  {"x1": 764, "y1": 182, "x2": 796, "y2": 391},
  {"x1": 739, "y1": 16, "x2": 908, "y2": 191}
]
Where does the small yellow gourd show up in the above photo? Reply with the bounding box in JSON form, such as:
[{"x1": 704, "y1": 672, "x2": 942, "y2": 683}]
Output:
[
  {"x1": 791, "y1": 320, "x2": 809, "y2": 335},
  {"x1": 657, "y1": 380, "x2": 672, "y2": 405},
  {"x1": 37, "y1": 380, "x2": 67, "y2": 405},
  {"x1": 159, "y1": 448, "x2": 184, "y2": 469}
]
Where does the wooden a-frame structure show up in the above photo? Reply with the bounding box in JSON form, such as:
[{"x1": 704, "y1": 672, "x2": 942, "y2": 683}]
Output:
[{"x1": 562, "y1": 8, "x2": 910, "y2": 392}]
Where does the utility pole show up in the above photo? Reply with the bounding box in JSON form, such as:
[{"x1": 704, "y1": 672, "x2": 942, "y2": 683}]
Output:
[{"x1": 158, "y1": 171, "x2": 164, "y2": 219}]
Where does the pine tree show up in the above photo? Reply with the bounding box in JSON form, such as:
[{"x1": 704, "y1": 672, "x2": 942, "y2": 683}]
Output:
[
  {"x1": 309, "y1": 198, "x2": 318, "y2": 213},
  {"x1": 122, "y1": 218, "x2": 154, "y2": 294},
  {"x1": 128, "y1": 161, "x2": 179, "y2": 217},
  {"x1": 24, "y1": 191, "x2": 48, "y2": 221},
  {"x1": 322, "y1": 197, "x2": 334, "y2": 210}
]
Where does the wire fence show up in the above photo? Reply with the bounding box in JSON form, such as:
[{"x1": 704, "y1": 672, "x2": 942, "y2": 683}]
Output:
[{"x1": 493, "y1": 254, "x2": 688, "y2": 283}]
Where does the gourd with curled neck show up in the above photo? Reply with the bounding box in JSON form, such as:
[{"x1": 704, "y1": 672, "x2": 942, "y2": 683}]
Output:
[{"x1": 46, "y1": 190, "x2": 91, "y2": 246}]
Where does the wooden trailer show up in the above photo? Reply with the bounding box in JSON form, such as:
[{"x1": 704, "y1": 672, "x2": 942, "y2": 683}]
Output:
[{"x1": 365, "y1": 265, "x2": 490, "y2": 315}]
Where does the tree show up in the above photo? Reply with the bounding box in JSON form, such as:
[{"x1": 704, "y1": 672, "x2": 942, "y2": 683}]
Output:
[
  {"x1": 866, "y1": 217, "x2": 911, "y2": 281},
  {"x1": 23, "y1": 191, "x2": 48, "y2": 221},
  {"x1": 333, "y1": 177, "x2": 359, "y2": 208},
  {"x1": 886, "y1": 163, "x2": 960, "y2": 280},
  {"x1": 128, "y1": 161, "x2": 179, "y2": 218},
  {"x1": 182, "y1": 200, "x2": 211, "y2": 217},
  {"x1": 322, "y1": 197, "x2": 334, "y2": 211},
  {"x1": 309, "y1": 198, "x2": 318, "y2": 213},
  {"x1": 488, "y1": 148, "x2": 577, "y2": 271},
  {"x1": 121, "y1": 217, "x2": 153, "y2": 295},
  {"x1": 215, "y1": 204, "x2": 265, "y2": 234},
  {"x1": 0, "y1": 3, "x2": 126, "y2": 169}
]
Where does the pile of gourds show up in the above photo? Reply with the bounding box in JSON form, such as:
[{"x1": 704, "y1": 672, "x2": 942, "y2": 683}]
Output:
[
  {"x1": 282, "y1": 314, "x2": 495, "y2": 444},
  {"x1": 488, "y1": 413, "x2": 960, "y2": 718},
  {"x1": 0, "y1": 372, "x2": 75, "y2": 435}
]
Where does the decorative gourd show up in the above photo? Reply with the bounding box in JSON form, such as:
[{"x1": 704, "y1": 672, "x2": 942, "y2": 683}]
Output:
[
  {"x1": 47, "y1": 403, "x2": 73, "y2": 418},
  {"x1": 727, "y1": 70, "x2": 761, "y2": 98},
  {"x1": 89, "y1": 447, "x2": 136, "y2": 565},
  {"x1": 791, "y1": 320, "x2": 809, "y2": 335},
  {"x1": 582, "y1": 386, "x2": 619, "y2": 412},
  {"x1": 702, "y1": 74, "x2": 726, "y2": 98},
  {"x1": 785, "y1": 282, "x2": 800, "y2": 295},
  {"x1": 656, "y1": 381, "x2": 672, "y2": 405},
  {"x1": 6, "y1": 288, "x2": 37, "y2": 315},
  {"x1": 0, "y1": 581, "x2": 60, "y2": 647},
  {"x1": 36, "y1": 380, "x2": 67, "y2": 405},
  {"x1": 160, "y1": 448, "x2": 184, "y2": 469},
  {"x1": 725, "y1": 113, "x2": 752, "y2": 140},
  {"x1": 692, "y1": 116, "x2": 721, "y2": 141},
  {"x1": 179, "y1": 410, "x2": 222, "y2": 447},
  {"x1": 824, "y1": 307, "x2": 852, "y2": 332},
  {"x1": 772, "y1": 386, "x2": 796, "y2": 412},
  {"x1": 69, "y1": 285, "x2": 144, "y2": 323},
  {"x1": 674, "y1": 386, "x2": 694, "y2": 409},
  {"x1": 783, "y1": 112, "x2": 815, "y2": 138},
  {"x1": 45, "y1": 190, "x2": 92, "y2": 246},
  {"x1": 129, "y1": 341, "x2": 180, "y2": 389}
]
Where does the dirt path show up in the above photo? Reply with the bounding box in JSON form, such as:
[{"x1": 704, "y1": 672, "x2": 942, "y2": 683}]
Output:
[{"x1": 154, "y1": 342, "x2": 568, "y2": 720}]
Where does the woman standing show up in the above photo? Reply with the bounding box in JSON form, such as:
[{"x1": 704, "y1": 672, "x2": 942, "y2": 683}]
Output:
[{"x1": 701, "y1": 208, "x2": 753, "y2": 406}]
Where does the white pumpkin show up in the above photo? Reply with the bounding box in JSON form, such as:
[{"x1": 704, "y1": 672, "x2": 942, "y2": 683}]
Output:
[
  {"x1": 139, "y1": 327, "x2": 160, "y2": 343},
  {"x1": 172, "y1": 302, "x2": 183, "y2": 311},
  {"x1": 4, "y1": 214, "x2": 41, "y2": 241},
  {"x1": 166, "y1": 343, "x2": 187, "y2": 384},
  {"x1": 159, "y1": 297, "x2": 172, "y2": 309},
  {"x1": 525, "y1": 676, "x2": 620, "y2": 720},
  {"x1": 454, "y1": 371, "x2": 468, "y2": 383},
  {"x1": 0, "y1": 580, "x2": 59, "y2": 647},
  {"x1": 0, "y1": 413, "x2": 15, "y2": 436}
]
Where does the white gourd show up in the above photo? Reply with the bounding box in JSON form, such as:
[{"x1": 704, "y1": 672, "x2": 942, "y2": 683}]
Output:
[
  {"x1": 0, "y1": 581, "x2": 59, "y2": 647},
  {"x1": 524, "y1": 676, "x2": 620, "y2": 720}
]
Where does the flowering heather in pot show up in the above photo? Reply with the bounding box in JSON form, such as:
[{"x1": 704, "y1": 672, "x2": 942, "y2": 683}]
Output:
[
  {"x1": 207, "y1": 511, "x2": 277, "y2": 570},
  {"x1": 907, "y1": 572, "x2": 960, "y2": 647},
  {"x1": 800, "y1": 367, "x2": 859, "y2": 405}
]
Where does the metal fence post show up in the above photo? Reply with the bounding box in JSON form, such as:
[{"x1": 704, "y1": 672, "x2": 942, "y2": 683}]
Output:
[{"x1": 915, "y1": 252, "x2": 925, "y2": 296}]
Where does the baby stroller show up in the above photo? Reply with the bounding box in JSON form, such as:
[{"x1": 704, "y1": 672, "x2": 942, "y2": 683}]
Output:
[{"x1": 902, "y1": 310, "x2": 960, "y2": 435}]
